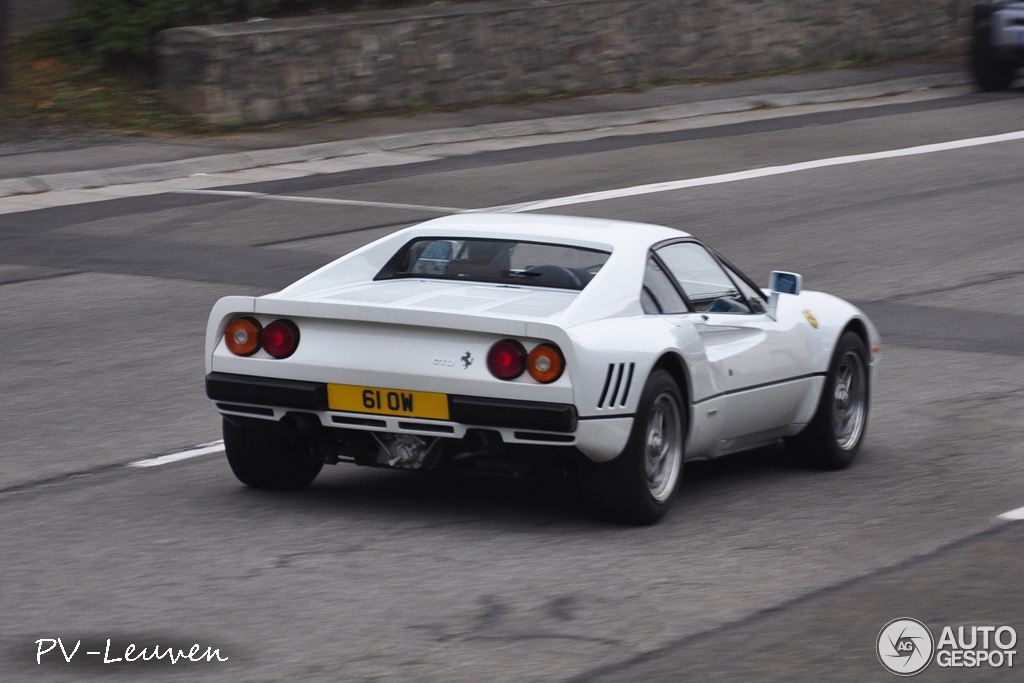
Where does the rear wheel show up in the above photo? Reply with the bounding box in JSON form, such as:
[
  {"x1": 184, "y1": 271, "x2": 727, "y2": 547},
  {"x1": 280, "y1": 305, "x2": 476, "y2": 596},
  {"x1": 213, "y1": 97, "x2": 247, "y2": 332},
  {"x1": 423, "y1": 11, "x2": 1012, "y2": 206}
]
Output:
[
  {"x1": 582, "y1": 369, "x2": 685, "y2": 525},
  {"x1": 787, "y1": 332, "x2": 869, "y2": 470},
  {"x1": 223, "y1": 417, "x2": 323, "y2": 490}
]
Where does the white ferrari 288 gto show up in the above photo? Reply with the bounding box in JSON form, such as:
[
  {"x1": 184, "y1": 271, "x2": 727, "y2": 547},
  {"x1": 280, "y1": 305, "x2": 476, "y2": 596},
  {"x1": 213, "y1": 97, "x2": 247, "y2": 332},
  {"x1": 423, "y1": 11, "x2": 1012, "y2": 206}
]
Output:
[{"x1": 205, "y1": 213, "x2": 879, "y2": 524}]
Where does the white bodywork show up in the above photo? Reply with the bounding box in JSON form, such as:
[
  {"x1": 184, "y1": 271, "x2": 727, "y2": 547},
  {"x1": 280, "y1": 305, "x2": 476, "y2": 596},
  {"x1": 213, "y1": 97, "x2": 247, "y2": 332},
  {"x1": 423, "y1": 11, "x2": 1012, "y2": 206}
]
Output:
[{"x1": 206, "y1": 213, "x2": 880, "y2": 463}]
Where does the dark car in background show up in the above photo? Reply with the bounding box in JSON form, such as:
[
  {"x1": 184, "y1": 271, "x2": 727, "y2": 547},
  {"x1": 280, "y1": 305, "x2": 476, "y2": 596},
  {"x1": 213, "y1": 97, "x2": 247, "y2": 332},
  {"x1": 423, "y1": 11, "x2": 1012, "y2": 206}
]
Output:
[{"x1": 972, "y1": 2, "x2": 1024, "y2": 90}]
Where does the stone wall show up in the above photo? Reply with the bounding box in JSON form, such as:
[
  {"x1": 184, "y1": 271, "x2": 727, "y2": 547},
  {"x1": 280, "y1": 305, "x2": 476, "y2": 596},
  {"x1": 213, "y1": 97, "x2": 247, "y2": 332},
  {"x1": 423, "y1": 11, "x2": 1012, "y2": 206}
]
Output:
[{"x1": 158, "y1": 0, "x2": 972, "y2": 125}]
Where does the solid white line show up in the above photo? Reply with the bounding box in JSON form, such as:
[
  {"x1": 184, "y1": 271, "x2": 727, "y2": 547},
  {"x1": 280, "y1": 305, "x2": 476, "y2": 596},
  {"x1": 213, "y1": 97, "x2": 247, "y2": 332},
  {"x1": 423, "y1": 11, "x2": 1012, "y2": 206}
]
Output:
[
  {"x1": 127, "y1": 441, "x2": 224, "y2": 468},
  {"x1": 178, "y1": 189, "x2": 263, "y2": 198},
  {"x1": 997, "y1": 506, "x2": 1024, "y2": 521},
  {"x1": 481, "y1": 129, "x2": 1024, "y2": 213},
  {"x1": 176, "y1": 189, "x2": 463, "y2": 213},
  {"x1": 179, "y1": 130, "x2": 1024, "y2": 216}
]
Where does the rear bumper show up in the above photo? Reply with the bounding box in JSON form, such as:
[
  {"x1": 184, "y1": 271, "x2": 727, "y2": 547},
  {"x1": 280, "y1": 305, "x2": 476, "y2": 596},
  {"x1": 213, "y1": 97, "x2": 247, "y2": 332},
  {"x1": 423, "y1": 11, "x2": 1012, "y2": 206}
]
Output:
[
  {"x1": 206, "y1": 372, "x2": 577, "y2": 432},
  {"x1": 206, "y1": 373, "x2": 329, "y2": 410},
  {"x1": 206, "y1": 372, "x2": 629, "y2": 461}
]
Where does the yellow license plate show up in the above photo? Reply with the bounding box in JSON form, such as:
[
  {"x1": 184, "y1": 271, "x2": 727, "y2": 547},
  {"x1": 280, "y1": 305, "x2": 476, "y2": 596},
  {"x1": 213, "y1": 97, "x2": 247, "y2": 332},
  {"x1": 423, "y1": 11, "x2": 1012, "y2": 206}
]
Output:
[{"x1": 327, "y1": 384, "x2": 449, "y2": 420}]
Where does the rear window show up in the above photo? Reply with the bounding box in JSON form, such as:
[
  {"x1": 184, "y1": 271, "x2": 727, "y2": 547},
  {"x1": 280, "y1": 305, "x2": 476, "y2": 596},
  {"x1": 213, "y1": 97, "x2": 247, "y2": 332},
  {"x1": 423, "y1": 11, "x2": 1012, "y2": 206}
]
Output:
[{"x1": 376, "y1": 238, "x2": 611, "y2": 291}]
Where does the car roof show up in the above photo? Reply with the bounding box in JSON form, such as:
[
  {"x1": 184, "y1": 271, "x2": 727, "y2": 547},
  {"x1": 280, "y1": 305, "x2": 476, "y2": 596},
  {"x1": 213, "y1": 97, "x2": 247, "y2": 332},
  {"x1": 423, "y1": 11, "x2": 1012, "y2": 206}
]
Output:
[{"x1": 398, "y1": 213, "x2": 689, "y2": 250}]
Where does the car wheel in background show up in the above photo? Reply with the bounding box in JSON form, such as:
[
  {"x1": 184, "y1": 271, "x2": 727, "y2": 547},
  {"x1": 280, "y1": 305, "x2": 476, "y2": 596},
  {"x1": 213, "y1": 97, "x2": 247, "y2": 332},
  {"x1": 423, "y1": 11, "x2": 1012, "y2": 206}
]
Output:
[
  {"x1": 972, "y1": 10, "x2": 1016, "y2": 91},
  {"x1": 223, "y1": 417, "x2": 323, "y2": 490},
  {"x1": 787, "y1": 331, "x2": 869, "y2": 470},
  {"x1": 582, "y1": 369, "x2": 685, "y2": 525}
]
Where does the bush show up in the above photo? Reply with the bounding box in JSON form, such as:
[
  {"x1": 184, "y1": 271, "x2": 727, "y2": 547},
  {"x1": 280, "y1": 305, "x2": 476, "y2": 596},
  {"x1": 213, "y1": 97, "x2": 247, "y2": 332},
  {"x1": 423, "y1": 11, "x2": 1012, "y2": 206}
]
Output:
[{"x1": 39, "y1": 0, "x2": 428, "y2": 71}]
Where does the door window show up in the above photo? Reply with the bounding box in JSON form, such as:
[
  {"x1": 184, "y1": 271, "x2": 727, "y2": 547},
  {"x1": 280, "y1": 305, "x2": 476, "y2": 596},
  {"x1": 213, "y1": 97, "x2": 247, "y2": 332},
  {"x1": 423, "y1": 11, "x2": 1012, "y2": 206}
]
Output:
[
  {"x1": 656, "y1": 242, "x2": 752, "y2": 314},
  {"x1": 721, "y1": 262, "x2": 767, "y2": 314}
]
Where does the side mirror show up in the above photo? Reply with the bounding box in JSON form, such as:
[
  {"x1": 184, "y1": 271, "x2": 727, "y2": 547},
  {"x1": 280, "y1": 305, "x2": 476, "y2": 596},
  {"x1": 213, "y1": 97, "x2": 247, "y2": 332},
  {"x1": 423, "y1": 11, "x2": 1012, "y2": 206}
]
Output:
[
  {"x1": 766, "y1": 271, "x2": 802, "y2": 319},
  {"x1": 769, "y1": 271, "x2": 802, "y2": 295}
]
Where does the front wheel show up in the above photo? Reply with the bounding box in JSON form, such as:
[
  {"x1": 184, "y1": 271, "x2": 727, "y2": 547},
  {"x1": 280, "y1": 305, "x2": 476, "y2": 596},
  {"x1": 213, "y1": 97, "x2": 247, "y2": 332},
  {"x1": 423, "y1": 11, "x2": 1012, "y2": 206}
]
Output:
[
  {"x1": 582, "y1": 369, "x2": 685, "y2": 525},
  {"x1": 787, "y1": 332, "x2": 869, "y2": 470},
  {"x1": 223, "y1": 417, "x2": 323, "y2": 490}
]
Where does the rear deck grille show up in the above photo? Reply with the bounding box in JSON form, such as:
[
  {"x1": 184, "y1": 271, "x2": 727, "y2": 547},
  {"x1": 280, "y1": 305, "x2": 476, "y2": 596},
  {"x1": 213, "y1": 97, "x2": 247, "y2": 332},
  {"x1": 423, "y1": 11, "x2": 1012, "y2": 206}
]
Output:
[{"x1": 598, "y1": 362, "x2": 634, "y2": 408}]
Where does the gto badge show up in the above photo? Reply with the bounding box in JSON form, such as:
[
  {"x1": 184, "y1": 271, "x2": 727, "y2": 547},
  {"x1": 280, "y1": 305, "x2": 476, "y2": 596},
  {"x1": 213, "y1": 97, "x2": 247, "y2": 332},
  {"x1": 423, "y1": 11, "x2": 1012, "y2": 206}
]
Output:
[{"x1": 803, "y1": 310, "x2": 819, "y2": 329}]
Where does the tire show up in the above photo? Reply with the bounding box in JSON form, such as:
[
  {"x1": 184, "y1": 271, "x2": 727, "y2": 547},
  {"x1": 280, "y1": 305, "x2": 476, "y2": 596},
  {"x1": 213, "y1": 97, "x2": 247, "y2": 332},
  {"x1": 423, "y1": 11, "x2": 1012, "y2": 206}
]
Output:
[
  {"x1": 972, "y1": 12, "x2": 1016, "y2": 91},
  {"x1": 787, "y1": 331, "x2": 869, "y2": 470},
  {"x1": 582, "y1": 369, "x2": 686, "y2": 525},
  {"x1": 222, "y1": 417, "x2": 323, "y2": 490}
]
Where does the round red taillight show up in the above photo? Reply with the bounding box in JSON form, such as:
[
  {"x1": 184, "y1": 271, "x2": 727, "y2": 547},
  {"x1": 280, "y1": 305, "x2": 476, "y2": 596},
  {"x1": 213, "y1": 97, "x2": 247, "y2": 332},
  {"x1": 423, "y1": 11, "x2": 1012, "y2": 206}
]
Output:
[
  {"x1": 487, "y1": 339, "x2": 526, "y2": 380},
  {"x1": 262, "y1": 319, "x2": 300, "y2": 359},
  {"x1": 225, "y1": 317, "x2": 262, "y2": 356}
]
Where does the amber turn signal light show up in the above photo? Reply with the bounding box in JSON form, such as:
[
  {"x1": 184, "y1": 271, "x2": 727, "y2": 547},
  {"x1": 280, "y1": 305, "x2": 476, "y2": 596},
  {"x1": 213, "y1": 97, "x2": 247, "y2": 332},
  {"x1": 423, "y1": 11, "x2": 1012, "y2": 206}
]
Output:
[
  {"x1": 225, "y1": 317, "x2": 262, "y2": 356},
  {"x1": 527, "y1": 343, "x2": 564, "y2": 383}
]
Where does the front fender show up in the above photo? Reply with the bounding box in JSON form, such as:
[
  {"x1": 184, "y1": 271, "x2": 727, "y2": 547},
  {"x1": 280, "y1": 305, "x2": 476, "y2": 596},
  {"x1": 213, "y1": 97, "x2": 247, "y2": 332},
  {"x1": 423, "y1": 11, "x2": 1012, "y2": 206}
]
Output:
[{"x1": 784, "y1": 291, "x2": 879, "y2": 373}]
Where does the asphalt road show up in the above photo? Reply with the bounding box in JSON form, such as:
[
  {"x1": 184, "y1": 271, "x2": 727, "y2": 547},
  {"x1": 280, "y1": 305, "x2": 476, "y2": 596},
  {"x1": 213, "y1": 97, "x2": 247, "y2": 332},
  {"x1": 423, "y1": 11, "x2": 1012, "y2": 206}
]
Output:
[{"x1": 1, "y1": 87, "x2": 1023, "y2": 681}]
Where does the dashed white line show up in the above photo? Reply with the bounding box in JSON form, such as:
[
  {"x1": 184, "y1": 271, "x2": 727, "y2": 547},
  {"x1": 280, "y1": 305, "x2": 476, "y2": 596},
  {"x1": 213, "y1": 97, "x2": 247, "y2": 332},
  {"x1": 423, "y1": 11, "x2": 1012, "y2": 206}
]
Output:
[
  {"x1": 127, "y1": 441, "x2": 224, "y2": 468},
  {"x1": 997, "y1": 506, "x2": 1024, "y2": 522},
  {"x1": 482, "y1": 129, "x2": 1024, "y2": 213}
]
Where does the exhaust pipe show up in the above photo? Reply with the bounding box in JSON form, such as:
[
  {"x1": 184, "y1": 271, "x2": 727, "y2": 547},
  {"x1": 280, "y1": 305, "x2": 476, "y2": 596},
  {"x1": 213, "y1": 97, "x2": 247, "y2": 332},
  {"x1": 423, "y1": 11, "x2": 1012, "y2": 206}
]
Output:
[
  {"x1": 462, "y1": 429, "x2": 503, "y2": 455},
  {"x1": 279, "y1": 412, "x2": 321, "y2": 439}
]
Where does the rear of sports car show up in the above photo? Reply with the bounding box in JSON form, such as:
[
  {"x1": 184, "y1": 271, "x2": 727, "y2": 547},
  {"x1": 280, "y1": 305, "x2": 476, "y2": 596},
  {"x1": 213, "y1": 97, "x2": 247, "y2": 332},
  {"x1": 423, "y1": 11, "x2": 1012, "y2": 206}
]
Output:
[{"x1": 205, "y1": 278, "x2": 633, "y2": 483}]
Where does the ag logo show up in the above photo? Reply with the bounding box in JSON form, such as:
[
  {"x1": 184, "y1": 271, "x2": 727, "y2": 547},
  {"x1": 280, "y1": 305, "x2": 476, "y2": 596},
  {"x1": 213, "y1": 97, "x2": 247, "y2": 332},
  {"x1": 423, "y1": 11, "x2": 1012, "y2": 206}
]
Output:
[{"x1": 877, "y1": 618, "x2": 935, "y2": 676}]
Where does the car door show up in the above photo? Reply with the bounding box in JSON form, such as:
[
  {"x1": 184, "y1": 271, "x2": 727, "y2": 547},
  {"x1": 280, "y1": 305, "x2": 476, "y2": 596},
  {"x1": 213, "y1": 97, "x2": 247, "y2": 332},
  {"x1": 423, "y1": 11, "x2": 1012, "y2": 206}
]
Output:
[{"x1": 654, "y1": 242, "x2": 815, "y2": 446}]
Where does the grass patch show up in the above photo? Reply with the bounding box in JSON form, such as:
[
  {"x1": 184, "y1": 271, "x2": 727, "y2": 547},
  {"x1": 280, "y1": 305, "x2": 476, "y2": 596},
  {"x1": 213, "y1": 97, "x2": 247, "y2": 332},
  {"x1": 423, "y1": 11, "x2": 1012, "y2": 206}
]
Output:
[{"x1": 6, "y1": 40, "x2": 202, "y2": 134}]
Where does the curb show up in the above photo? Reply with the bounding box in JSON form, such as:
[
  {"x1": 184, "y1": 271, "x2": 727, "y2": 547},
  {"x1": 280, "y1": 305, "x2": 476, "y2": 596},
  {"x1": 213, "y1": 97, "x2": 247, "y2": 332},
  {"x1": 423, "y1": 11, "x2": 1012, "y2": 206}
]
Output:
[{"x1": 0, "y1": 71, "x2": 969, "y2": 200}]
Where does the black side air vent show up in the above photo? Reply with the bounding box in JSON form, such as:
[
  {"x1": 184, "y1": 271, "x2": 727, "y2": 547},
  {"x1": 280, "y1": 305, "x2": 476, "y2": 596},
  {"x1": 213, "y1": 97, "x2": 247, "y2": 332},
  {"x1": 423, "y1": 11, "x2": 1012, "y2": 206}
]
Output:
[{"x1": 598, "y1": 362, "x2": 635, "y2": 408}]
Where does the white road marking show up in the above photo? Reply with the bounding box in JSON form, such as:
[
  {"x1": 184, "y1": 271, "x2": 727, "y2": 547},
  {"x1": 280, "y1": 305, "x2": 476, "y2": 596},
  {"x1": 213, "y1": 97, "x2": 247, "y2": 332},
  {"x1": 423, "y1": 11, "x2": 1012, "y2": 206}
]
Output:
[
  {"x1": 127, "y1": 441, "x2": 224, "y2": 468},
  {"x1": 175, "y1": 130, "x2": 1024, "y2": 216},
  {"x1": 480, "y1": 129, "x2": 1024, "y2": 213},
  {"x1": 176, "y1": 189, "x2": 463, "y2": 213},
  {"x1": 997, "y1": 506, "x2": 1024, "y2": 521}
]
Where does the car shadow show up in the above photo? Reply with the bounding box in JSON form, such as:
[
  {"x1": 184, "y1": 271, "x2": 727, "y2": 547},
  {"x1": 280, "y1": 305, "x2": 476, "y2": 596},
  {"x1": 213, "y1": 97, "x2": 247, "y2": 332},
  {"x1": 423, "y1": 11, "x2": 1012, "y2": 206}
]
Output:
[{"x1": 219, "y1": 442, "x2": 808, "y2": 528}]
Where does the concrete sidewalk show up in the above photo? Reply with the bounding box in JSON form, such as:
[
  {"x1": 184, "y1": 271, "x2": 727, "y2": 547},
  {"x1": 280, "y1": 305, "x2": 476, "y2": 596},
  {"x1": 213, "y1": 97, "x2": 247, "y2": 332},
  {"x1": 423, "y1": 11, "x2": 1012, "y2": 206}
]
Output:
[{"x1": 0, "y1": 59, "x2": 969, "y2": 203}]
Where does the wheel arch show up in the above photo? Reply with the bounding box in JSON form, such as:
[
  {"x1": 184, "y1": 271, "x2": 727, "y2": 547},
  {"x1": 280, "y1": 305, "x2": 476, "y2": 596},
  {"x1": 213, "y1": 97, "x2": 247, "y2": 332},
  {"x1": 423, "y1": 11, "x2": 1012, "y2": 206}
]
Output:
[
  {"x1": 841, "y1": 317, "x2": 870, "y2": 351},
  {"x1": 652, "y1": 351, "x2": 692, "y2": 408}
]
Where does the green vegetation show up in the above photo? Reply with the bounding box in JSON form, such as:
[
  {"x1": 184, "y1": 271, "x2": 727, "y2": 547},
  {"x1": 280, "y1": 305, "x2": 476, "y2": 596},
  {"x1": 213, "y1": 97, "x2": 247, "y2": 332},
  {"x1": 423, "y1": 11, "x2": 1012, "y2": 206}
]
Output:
[
  {"x1": 840, "y1": 45, "x2": 882, "y2": 67},
  {"x1": 7, "y1": 38, "x2": 198, "y2": 132},
  {"x1": 27, "y1": 1, "x2": 446, "y2": 71}
]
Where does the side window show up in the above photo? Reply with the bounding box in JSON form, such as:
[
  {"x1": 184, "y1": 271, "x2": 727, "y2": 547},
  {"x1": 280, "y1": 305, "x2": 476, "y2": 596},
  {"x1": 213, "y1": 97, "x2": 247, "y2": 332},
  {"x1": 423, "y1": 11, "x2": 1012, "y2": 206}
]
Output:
[
  {"x1": 642, "y1": 257, "x2": 688, "y2": 314},
  {"x1": 656, "y1": 242, "x2": 752, "y2": 314},
  {"x1": 722, "y1": 262, "x2": 767, "y2": 314}
]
